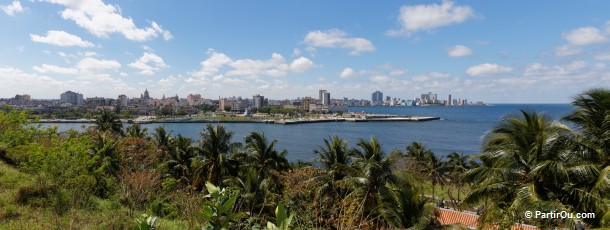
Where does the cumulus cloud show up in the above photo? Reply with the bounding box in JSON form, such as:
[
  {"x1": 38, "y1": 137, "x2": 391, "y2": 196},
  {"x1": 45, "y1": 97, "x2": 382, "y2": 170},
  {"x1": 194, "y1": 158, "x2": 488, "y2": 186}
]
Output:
[
  {"x1": 193, "y1": 49, "x2": 316, "y2": 78},
  {"x1": 41, "y1": 0, "x2": 172, "y2": 41},
  {"x1": 524, "y1": 61, "x2": 587, "y2": 77},
  {"x1": 128, "y1": 52, "x2": 169, "y2": 75},
  {"x1": 1, "y1": 0, "x2": 24, "y2": 16},
  {"x1": 388, "y1": 0, "x2": 475, "y2": 36},
  {"x1": 30, "y1": 30, "x2": 95, "y2": 47},
  {"x1": 554, "y1": 45, "x2": 582, "y2": 57},
  {"x1": 33, "y1": 64, "x2": 79, "y2": 75},
  {"x1": 466, "y1": 63, "x2": 513, "y2": 76},
  {"x1": 340, "y1": 68, "x2": 356, "y2": 78},
  {"x1": 76, "y1": 57, "x2": 121, "y2": 71},
  {"x1": 303, "y1": 29, "x2": 375, "y2": 55},
  {"x1": 289, "y1": 57, "x2": 315, "y2": 72},
  {"x1": 447, "y1": 45, "x2": 472, "y2": 57},
  {"x1": 562, "y1": 27, "x2": 605, "y2": 46}
]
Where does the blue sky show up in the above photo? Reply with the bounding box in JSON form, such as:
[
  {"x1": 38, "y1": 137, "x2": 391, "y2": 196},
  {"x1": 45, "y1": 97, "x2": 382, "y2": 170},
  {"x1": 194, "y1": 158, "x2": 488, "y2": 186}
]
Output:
[{"x1": 1, "y1": 0, "x2": 609, "y2": 103}]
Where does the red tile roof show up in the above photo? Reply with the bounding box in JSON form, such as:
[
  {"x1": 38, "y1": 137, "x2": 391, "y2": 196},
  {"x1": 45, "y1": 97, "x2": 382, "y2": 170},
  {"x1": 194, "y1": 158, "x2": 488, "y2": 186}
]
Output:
[{"x1": 437, "y1": 208, "x2": 538, "y2": 230}]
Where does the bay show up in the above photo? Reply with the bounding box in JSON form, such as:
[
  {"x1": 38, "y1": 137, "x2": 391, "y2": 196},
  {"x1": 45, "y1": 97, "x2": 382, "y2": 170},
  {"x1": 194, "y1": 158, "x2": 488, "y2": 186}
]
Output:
[{"x1": 43, "y1": 104, "x2": 573, "y2": 162}]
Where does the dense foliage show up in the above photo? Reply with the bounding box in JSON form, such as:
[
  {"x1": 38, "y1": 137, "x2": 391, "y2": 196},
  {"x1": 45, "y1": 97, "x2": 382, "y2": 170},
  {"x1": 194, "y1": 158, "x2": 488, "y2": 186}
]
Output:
[{"x1": 0, "y1": 88, "x2": 608, "y2": 229}]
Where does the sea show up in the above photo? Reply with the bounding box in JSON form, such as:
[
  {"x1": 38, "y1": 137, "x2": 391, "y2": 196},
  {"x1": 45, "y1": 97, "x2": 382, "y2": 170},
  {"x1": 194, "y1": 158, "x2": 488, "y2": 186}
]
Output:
[{"x1": 43, "y1": 104, "x2": 573, "y2": 162}]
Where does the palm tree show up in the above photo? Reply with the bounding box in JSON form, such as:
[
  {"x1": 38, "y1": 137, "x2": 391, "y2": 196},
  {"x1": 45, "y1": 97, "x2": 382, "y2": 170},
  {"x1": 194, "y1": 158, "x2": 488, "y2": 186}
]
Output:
[
  {"x1": 126, "y1": 123, "x2": 148, "y2": 138},
  {"x1": 340, "y1": 137, "x2": 401, "y2": 227},
  {"x1": 164, "y1": 135, "x2": 196, "y2": 187},
  {"x1": 312, "y1": 135, "x2": 351, "y2": 197},
  {"x1": 94, "y1": 109, "x2": 123, "y2": 135},
  {"x1": 152, "y1": 126, "x2": 172, "y2": 151},
  {"x1": 462, "y1": 110, "x2": 576, "y2": 228},
  {"x1": 421, "y1": 152, "x2": 447, "y2": 201},
  {"x1": 244, "y1": 131, "x2": 290, "y2": 178},
  {"x1": 193, "y1": 124, "x2": 240, "y2": 188},
  {"x1": 88, "y1": 131, "x2": 120, "y2": 197},
  {"x1": 564, "y1": 88, "x2": 610, "y2": 167},
  {"x1": 445, "y1": 152, "x2": 469, "y2": 208}
]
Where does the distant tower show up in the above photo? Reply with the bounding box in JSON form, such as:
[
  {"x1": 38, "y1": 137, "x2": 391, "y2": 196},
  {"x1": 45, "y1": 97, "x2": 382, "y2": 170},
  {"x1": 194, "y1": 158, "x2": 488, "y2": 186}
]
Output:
[
  {"x1": 448, "y1": 94, "x2": 452, "y2": 106},
  {"x1": 322, "y1": 91, "x2": 331, "y2": 106},
  {"x1": 143, "y1": 89, "x2": 150, "y2": 99},
  {"x1": 319, "y1": 90, "x2": 327, "y2": 102},
  {"x1": 253, "y1": 94, "x2": 264, "y2": 108},
  {"x1": 372, "y1": 91, "x2": 383, "y2": 105}
]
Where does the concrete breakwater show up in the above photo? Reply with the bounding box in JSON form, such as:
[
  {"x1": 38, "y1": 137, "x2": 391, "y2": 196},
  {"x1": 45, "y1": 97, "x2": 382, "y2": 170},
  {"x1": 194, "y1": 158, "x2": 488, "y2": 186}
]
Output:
[{"x1": 36, "y1": 115, "x2": 440, "y2": 125}]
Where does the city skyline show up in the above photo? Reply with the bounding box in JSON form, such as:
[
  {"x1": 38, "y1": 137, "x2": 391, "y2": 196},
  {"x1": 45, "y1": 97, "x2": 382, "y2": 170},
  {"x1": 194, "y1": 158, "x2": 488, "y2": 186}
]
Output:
[{"x1": 1, "y1": 1, "x2": 610, "y2": 103}]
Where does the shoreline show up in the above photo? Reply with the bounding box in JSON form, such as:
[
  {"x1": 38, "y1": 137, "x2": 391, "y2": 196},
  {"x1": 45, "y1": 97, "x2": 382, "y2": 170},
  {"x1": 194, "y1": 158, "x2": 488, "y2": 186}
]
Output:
[{"x1": 34, "y1": 115, "x2": 441, "y2": 125}]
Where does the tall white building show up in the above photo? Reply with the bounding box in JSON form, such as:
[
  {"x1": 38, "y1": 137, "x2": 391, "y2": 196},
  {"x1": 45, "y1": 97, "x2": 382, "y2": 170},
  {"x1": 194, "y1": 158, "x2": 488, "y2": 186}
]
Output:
[{"x1": 60, "y1": 91, "x2": 84, "y2": 106}]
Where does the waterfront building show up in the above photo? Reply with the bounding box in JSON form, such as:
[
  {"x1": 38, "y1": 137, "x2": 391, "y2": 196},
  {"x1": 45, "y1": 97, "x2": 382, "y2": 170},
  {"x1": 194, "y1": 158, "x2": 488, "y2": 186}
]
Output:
[
  {"x1": 253, "y1": 94, "x2": 264, "y2": 108},
  {"x1": 118, "y1": 95, "x2": 128, "y2": 108},
  {"x1": 187, "y1": 94, "x2": 202, "y2": 106},
  {"x1": 371, "y1": 91, "x2": 383, "y2": 105},
  {"x1": 319, "y1": 90, "x2": 327, "y2": 102},
  {"x1": 448, "y1": 94, "x2": 452, "y2": 106},
  {"x1": 421, "y1": 92, "x2": 438, "y2": 104},
  {"x1": 60, "y1": 91, "x2": 84, "y2": 106},
  {"x1": 321, "y1": 91, "x2": 330, "y2": 106}
]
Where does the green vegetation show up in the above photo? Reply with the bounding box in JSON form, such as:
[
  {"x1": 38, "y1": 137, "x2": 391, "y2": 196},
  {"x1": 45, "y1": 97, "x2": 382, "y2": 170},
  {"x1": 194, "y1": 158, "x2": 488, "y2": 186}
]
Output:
[{"x1": 0, "y1": 88, "x2": 608, "y2": 229}]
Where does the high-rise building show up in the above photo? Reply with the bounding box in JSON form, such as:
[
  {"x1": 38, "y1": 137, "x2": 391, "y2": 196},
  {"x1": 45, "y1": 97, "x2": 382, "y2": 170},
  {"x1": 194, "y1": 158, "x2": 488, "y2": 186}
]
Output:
[
  {"x1": 253, "y1": 94, "x2": 265, "y2": 108},
  {"x1": 319, "y1": 90, "x2": 327, "y2": 101},
  {"x1": 448, "y1": 94, "x2": 452, "y2": 106},
  {"x1": 371, "y1": 91, "x2": 383, "y2": 104},
  {"x1": 187, "y1": 94, "x2": 202, "y2": 106},
  {"x1": 321, "y1": 91, "x2": 331, "y2": 106},
  {"x1": 421, "y1": 92, "x2": 438, "y2": 104},
  {"x1": 60, "y1": 91, "x2": 84, "y2": 106},
  {"x1": 118, "y1": 95, "x2": 128, "y2": 108}
]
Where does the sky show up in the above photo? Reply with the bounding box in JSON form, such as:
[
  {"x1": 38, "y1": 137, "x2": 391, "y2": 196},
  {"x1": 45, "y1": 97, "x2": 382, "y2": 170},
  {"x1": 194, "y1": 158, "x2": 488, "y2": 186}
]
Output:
[{"x1": 1, "y1": 0, "x2": 609, "y2": 103}]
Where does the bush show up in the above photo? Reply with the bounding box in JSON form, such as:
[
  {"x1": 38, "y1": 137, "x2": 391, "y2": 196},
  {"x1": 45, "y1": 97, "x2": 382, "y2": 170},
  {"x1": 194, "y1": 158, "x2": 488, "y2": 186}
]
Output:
[
  {"x1": 0, "y1": 204, "x2": 19, "y2": 220},
  {"x1": 14, "y1": 184, "x2": 58, "y2": 204}
]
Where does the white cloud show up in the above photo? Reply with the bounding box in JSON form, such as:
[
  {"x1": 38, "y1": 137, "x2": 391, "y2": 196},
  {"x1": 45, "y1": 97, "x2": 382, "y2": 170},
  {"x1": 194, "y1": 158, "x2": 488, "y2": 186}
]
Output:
[
  {"x1": 194, "y1": 50, "x2": 233, "y2": 77},
  {"x1": 370, "y1": 75, "x2": 389, "y2": 83},
  {"x1": 30, "y1": 30, "x2": 95, "y2": 47},
  {"x1": 76, "y1": 57, "x2": 121, "y2": 71},
  {"x1": 33, "y1": 64, "x2": 79, "y2": 75},
  {"x1": 466, "y1": 63, "x2": 513, "y2": 76},
  {"x1": 554, "y1": 45, "x2": 582, "y2": 57},
  {"x1": 289, "y1": 57, "x2": 315, "y2": 72},
  {"x1": 594, "y1": 52, "x2": 610, "y2": 61},
  {"x1": 524, "y1": 61, "x2": 587, "y2": 77},
  {"x1": 128, "y1": 52, "x2": 169, "y2": 75},
  {"x1": 388, "y1": 0, "x2": 475, "y2": 36},
  {"x1": 41, "y1": 0, "x2": 172, "y2": 42},
  {"x1": 562, "y1": 27, "x2": 605, "y2": 46},
  {"x1": 447, "y1": 45, "x2": 472, "y2": 57},
  {"x1": 340, "y1": 68, "x2": 356, "y2": 78},
  {"x1": 292, "y1": 48, "x2": 301, "y2": 57},
  {"x1": 1, "y1": 1, "x2": 24, "y2": 16},
  {"x1": 303, "y1": 29, "x2": 375, "y2": 55},
  {"x1": 194, "y1": 50, "x2": 316, "y2": 78}
]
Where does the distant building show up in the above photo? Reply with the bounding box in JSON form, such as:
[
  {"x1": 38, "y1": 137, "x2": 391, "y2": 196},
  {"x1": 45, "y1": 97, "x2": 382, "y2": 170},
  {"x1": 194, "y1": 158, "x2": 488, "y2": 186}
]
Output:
[
  {"x1": 118, "y1": 95, "x2": 128, "y2": 108},
  {"x1": 187, "y1": 94, "x2": 202, "y2": 106},
  {"x1": 421, "y1": 92, "x2": 438, "y2": 104},
  {"x1": 13, "y1": 94, "x2": 31, "y2": 106},
  {"x1": 319, "y1": 90, "x2": 327, "y2": 102},
  {"x1": 371, "y1": 91, "x2": 383, "y2": 105},
  {"x1": 141, "y1": 89, "x2": 150, "y2": 100},
  {"x1": 60, "y1": 91, "x2": 84, "y2": 106},
  {"x1": 448, "y1": 94, "x2": 452, "y2": 106},
  {"x1": 321, "y1": 91, "x2": 331, "y2": 106},
  {"x1": 253, "y1": 94, "x2": 265, "y2": 108}
]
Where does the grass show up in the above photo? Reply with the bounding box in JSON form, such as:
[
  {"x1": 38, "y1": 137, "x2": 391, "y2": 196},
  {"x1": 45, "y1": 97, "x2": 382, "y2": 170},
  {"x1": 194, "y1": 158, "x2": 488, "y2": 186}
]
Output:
[{"x1": 0, "y1": 162, "x2": 192, "y2": 229}]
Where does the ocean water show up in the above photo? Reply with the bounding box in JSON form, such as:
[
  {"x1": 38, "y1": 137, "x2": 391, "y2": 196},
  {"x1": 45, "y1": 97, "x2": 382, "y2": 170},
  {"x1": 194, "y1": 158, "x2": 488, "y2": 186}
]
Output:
[{"x1": 43, "y1": 104, "x2": 573, "y2": 162}]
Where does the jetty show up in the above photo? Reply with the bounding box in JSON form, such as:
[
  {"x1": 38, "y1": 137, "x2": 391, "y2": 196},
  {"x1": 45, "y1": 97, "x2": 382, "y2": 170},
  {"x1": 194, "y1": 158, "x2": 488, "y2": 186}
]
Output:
[{"x1": 34, "y1": 113, "x2": 440, "y2": 125}]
